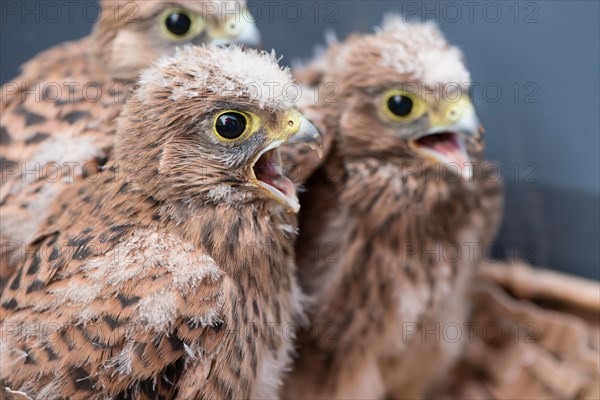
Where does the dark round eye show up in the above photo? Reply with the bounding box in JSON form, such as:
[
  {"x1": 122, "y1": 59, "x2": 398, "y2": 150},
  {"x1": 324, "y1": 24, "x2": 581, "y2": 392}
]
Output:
[
  {"x1": 215, "y1": 112, "x2": 248, "y2": 140},
  {"x1": 164, "y1": 11, "x2": 192, "y2": 37},
  {"x1": 387, "y1": 95, "x2": 414, "y2": 117}
]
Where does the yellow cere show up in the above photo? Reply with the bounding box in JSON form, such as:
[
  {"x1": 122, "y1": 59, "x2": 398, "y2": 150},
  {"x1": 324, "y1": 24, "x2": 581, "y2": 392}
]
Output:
[
  {"x1": 429, "y1": 97, "x2": 473, "y2": 127},
  {"x1": 209, "y1": 13, "x2": 247, "y2": 39},
  {"x1": 269, "y1": 110, "x2": 304, "y2": 142}
]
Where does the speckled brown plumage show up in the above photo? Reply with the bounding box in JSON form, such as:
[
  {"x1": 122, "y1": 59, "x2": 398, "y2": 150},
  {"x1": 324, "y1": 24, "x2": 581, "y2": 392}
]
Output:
[
  {"x1": 0, "y1": 0, "x2": 260, "y2": 290},
  {"x1": 283, "y1": 17, "x2": 503, "y2": 399},
  {"x1": 0, "y1": 45, "x2": 322, "y2": 399}
]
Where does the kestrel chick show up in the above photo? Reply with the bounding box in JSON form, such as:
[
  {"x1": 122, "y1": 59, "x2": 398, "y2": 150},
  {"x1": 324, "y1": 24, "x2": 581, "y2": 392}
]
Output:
[
  {"x1": 0, "y1": 0, "x2": 261, "y2": 288},
  {"x1": 0, "y1": 45, "x2": 322, "y2": 400},
  {"x1": 284, "y1": 16, "x2": 503, "y2": 399}
]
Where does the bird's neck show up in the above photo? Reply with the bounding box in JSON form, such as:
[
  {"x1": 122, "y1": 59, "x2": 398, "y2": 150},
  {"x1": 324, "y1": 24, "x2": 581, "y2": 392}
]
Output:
[
  {"x1": 163, "y1": 201, "x2": 297, "y2": 280},
  {"x1": 339, "y1": 157, "x2": 476, "y2": 242}
]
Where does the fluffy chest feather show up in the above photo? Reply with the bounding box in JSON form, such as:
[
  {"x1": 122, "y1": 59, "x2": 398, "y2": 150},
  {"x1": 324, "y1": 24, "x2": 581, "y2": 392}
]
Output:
[
  {"x1": 306, "y1": 159, "x2": 482, "y2": 355},
  {"x1": 0, "y1": 178, "x2": 305, "y2": 399}
]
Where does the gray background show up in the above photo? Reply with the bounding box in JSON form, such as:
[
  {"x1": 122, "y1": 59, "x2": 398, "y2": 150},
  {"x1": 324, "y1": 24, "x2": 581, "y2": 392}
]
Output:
[{"x1": 1, "y1": 1, "x2": 598, "y2": 279}]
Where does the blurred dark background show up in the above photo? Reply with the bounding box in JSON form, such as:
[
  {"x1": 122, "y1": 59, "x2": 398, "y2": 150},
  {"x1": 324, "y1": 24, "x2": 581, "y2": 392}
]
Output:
[{"x1": 1, "y1": 1, "x2": 598, "y2": 279}]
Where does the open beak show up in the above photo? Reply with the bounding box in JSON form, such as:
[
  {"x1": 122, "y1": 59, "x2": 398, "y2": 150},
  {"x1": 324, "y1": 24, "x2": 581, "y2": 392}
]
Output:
[
  {"x1": 249, "y1": 116, "x2": 322, "y2": 212},
  {"x1": 409, "y1": 101, "x2": 481, "y2": 180}
]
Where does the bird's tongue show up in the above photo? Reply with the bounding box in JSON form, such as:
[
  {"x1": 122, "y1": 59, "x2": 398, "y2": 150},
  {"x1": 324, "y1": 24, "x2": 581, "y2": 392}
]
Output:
[
  {"x1": 254, "y1": 149, "x2": 295, "y2": 198},
  {"x1": 416, "y1": 132, "x2": 468, "y2": 170}
]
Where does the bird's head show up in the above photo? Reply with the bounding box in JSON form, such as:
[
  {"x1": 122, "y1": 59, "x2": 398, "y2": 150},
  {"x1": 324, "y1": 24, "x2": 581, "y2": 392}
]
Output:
[
  {"x1": 93, "y1": 0, "x2": 261, "y2": 80},
  {"x1": 378, "y1": 87, "x2": 481, "y2": 180},
  {"x1": 317, "y1": 16, "x2": 482, "y2": 181},
  {"x1": 115, "y1": 46, "x2": 322, "y2": 214}
]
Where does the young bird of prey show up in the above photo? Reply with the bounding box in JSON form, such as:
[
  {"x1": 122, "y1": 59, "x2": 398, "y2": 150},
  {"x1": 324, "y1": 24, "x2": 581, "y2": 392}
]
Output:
[
  {"x1": 0, "y1": 0, "x2": 260, "y2": 288},
  {"x1": 283, "y1": 17, "x2": 503, "y2": 400},
  {"x1": 0, "y1": 45, "x2": 322, "y2": 400}
]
